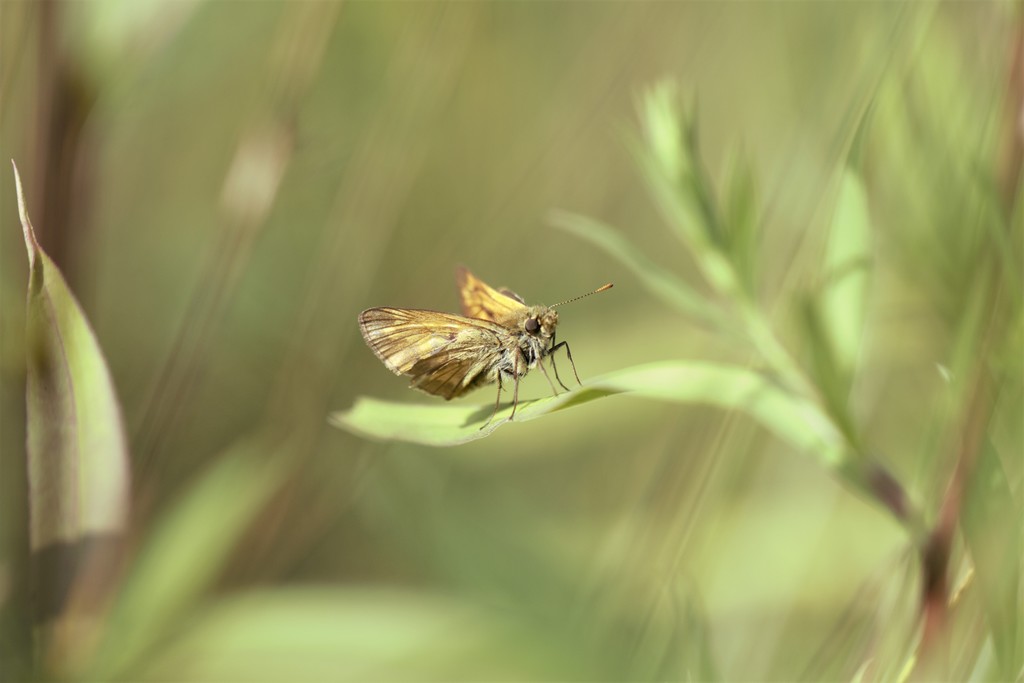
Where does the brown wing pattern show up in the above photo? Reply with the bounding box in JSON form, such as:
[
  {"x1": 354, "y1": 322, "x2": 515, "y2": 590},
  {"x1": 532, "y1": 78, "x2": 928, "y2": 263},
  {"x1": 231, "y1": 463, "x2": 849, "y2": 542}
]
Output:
[
  {"x1": 455, "y1": 266, "x2": 528, "y2": 323},
  {"x1": 358, "y1": 307, "x2": 505, "y2": 399}
]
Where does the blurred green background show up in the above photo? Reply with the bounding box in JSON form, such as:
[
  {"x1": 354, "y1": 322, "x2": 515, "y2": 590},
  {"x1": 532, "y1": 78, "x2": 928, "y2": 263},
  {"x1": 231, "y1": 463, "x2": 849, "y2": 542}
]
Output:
[{"x1": 1, "y1": 2, "x2": 1020, "y2": 681}]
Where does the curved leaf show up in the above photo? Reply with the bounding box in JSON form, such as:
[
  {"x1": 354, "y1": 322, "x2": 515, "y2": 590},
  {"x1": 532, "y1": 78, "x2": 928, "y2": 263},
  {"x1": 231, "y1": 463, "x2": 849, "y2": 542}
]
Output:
[
  {"x1": 331, "y1": 361, "x2": 843, "y2": 461},
  {"x1": 821, "y1": 167, "x2": 873, "y2": 380},
  {"x1": 14, "y1": 161, "x2": 130, "y2": 666}
]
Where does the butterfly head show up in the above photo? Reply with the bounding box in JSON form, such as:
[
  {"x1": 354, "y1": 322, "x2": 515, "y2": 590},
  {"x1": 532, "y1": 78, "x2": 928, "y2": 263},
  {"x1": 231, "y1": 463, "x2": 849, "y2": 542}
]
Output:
[
  {"x1": 523, "y1": 306, "x2": 558, "y2": 339},
  {"x1": 520, "y1": 281, "x2": 613, "y2": 339}
]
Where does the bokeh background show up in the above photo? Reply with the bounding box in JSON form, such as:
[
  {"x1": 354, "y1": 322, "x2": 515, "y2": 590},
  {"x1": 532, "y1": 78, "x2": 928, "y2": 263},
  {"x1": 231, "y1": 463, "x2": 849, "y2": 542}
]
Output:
[{"x1": 1, "y1": 2, "x2": 1020, "y2": 681}]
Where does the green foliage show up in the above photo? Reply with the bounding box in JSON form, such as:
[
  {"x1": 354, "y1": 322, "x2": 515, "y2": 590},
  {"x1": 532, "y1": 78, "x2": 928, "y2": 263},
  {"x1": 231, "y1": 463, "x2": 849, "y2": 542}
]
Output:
[
  {"x1": 550, "y1": 210, "x2": 731, "y2": 332},
  {"x1": 88, "y1": 439, "x2": 288, "y2": 680},
  {"x1": 131, "y1": 588, "x2": 550, "y2": 682},
  {"x1": 17, "y1": 162, "x2": 130, "y2": 551},
  {"x1": 333, "y1": 361, "x2": 842, "y2": 457},
  {"x1": 15, "y1": 163, "x2": 131, "y2": 669},
  {"x1": 336, "y1": 82, "x2": 897, "y2": 527},
  {"x1": 3, "y1": 3, "x2": 1020, "y2": 682},
  {"x1": 330, "y1": 13, "x2": 1021, "y2": 675},
  {"x1": 820, "y1": 168, "x2": 872, "y2": 386},
  {"x1": 961, "y1": 439, "x2": 1023, "y2": 680}
]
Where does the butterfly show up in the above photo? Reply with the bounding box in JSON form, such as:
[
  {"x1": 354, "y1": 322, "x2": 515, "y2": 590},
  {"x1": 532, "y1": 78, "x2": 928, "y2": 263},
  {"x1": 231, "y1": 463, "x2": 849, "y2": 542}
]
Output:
[{"x1": 359, "y1": 267, "x2": 612, "y2": 426}]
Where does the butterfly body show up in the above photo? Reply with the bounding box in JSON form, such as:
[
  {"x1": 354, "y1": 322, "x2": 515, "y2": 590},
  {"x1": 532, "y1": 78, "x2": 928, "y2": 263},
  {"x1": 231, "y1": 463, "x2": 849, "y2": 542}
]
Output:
[{"x1": 359, "y1": 267, "x2": 610, "y2": 425}]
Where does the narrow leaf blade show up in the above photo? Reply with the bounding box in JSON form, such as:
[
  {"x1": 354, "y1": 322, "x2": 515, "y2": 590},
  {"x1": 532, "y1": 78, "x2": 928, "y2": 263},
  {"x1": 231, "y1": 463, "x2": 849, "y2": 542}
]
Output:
[
  {"x1": 14, "y1": 161, "x2": 131, "y2": 668},
  {"x1": 721, "y1": 145, "x2": 759, "y2": 296},
  {"x1": 549, "y1": 210, "x2": 732, "y2": 332},
  {"x1": 821, "y1": 168, "x2": 873, "y2": 378},
  {"x1": 633, "y1": 83, "x2": 740, "y2": 299},
  {"x1": 331, "y1": 361, "x2": 843, "y2": 462}
]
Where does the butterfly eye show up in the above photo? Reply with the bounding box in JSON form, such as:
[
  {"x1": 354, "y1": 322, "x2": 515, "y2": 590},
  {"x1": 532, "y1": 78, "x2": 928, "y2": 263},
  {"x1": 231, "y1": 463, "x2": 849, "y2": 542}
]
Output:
[{"x1": 525, "y1": 317, "x2": 540, "y2": 334}]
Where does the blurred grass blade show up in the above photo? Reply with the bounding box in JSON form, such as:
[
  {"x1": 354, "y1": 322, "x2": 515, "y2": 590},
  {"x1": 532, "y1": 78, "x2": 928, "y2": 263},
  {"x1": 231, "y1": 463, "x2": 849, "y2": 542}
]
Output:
[
  {"x1": 549, "y1": 210, "x2": 733, "y2": 332},
  {"x1": 331, "y1": 360, "x2": 843, "y2": 461},
  {"x1": 821, "y1": 168, "x2": 873, "y2": 380},
  {"x1": 795, "y1": 169, "x2": 873, "y2": 447},
  {"x1": 14, "y1": 162, "x2": 130, "y2": 668},
  {"x1": 132, "y1": 588, "x2": 527, "y2": 682},
  {"x1": 639, "y1": 80, "x2": 687, "y2": 185},
  {"x1": 627, "y1": 582, "x2": 718, "y2": 681},
  {"x1": 633, "y1": 82, "x2": 741, "y2": 300},
  {"x1": 960, "y1": 438, "x2": 1022, "y2": 679},
  {"x1": 799, "y1": 299, "x2": 858, "y2": 447},
  {"x1": 89, "y1": 439, "x2": 287, "y2": 680},
  {"x1": 721, "y1": 145, "x2": 759, "y2": 297}
]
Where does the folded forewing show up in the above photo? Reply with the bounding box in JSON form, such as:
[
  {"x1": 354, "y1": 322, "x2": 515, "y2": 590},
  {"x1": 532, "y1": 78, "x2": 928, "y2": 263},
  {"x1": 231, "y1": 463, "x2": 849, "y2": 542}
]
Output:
[{"x1": 358, "y1": 307, "x2": 506, "y2": 399}]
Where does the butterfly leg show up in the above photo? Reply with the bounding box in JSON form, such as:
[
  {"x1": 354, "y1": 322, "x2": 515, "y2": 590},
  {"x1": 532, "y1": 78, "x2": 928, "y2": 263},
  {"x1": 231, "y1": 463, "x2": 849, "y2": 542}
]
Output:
[
  {"x1": 548, "y1": 333, "x2": 572, "y2": 391},
  {"x1": 509, "y1": 354, "x2": 522, "y2": 421},
  {"x1": 550, "y1": 340, "x2": 582, "y2": 386},
  {"x1": 481, "y1": 375, "x2": 504, "y2": 430},
  {"x1": 536, "y1": 352, "x2": 561, "y2": 397}
]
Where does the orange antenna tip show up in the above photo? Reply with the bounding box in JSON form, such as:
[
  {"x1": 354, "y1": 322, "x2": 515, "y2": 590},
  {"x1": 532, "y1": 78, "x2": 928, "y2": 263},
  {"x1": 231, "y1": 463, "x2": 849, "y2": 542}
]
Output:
[{"x1": 551, "y1": 282, "x2": 614, "y2": 308}]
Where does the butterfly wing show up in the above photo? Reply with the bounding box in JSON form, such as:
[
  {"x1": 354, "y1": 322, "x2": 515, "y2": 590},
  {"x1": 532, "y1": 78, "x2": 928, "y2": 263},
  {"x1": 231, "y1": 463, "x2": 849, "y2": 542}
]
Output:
[
  {"x1": 359, "y1": 307, "x2": 511, "y2": 399},
  {"x1": 456, "y1": 266, "x2": 528, "y2": 324}
]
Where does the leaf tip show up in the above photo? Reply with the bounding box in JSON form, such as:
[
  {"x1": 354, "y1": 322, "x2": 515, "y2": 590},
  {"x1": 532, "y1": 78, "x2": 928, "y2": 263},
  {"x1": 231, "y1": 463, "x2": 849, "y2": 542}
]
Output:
[{"x1": 11, "y1": 160, "x2": 40, "y2": 265}]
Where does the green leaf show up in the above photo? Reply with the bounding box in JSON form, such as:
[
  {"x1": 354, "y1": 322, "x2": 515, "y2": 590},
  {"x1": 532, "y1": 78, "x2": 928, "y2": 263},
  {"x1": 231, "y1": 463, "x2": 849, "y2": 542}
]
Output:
[
  {"x1": 331, "y1": 361, "x2": 843, "y2": 460},
  {"x1": 639, "y1": 80, "x2": 687, "y2": 183},
  {"x1": 633, "y1": 82, "x2": 739, "y2": 299},
  {"x1": 821, "y1": 168, "x2": 873, "y2": 380},
  {"x1": 549, "y1": 210, "x2": 733, "y2": 333},
  {"x1": 721, "y1": 145, "x2": 759, "y2": 297},
  {"x1": 799, "y1": 298, "x2": 859, "y2": 448},
  {"x1": 960, "y1": 438, "x2": 1023, "y2": 679},
  {"x1": 88, "y1": 438, "x2": 287, "y2": 680},
  {"x1": 14, "y1": 161, "x2": 130, "y2": 663}
]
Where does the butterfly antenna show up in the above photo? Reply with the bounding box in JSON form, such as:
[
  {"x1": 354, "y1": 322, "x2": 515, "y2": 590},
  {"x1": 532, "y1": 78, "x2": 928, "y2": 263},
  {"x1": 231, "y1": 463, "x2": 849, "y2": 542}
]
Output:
[{"x1": 551, "y1": 282, "x2": 613, "y2": 308}]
